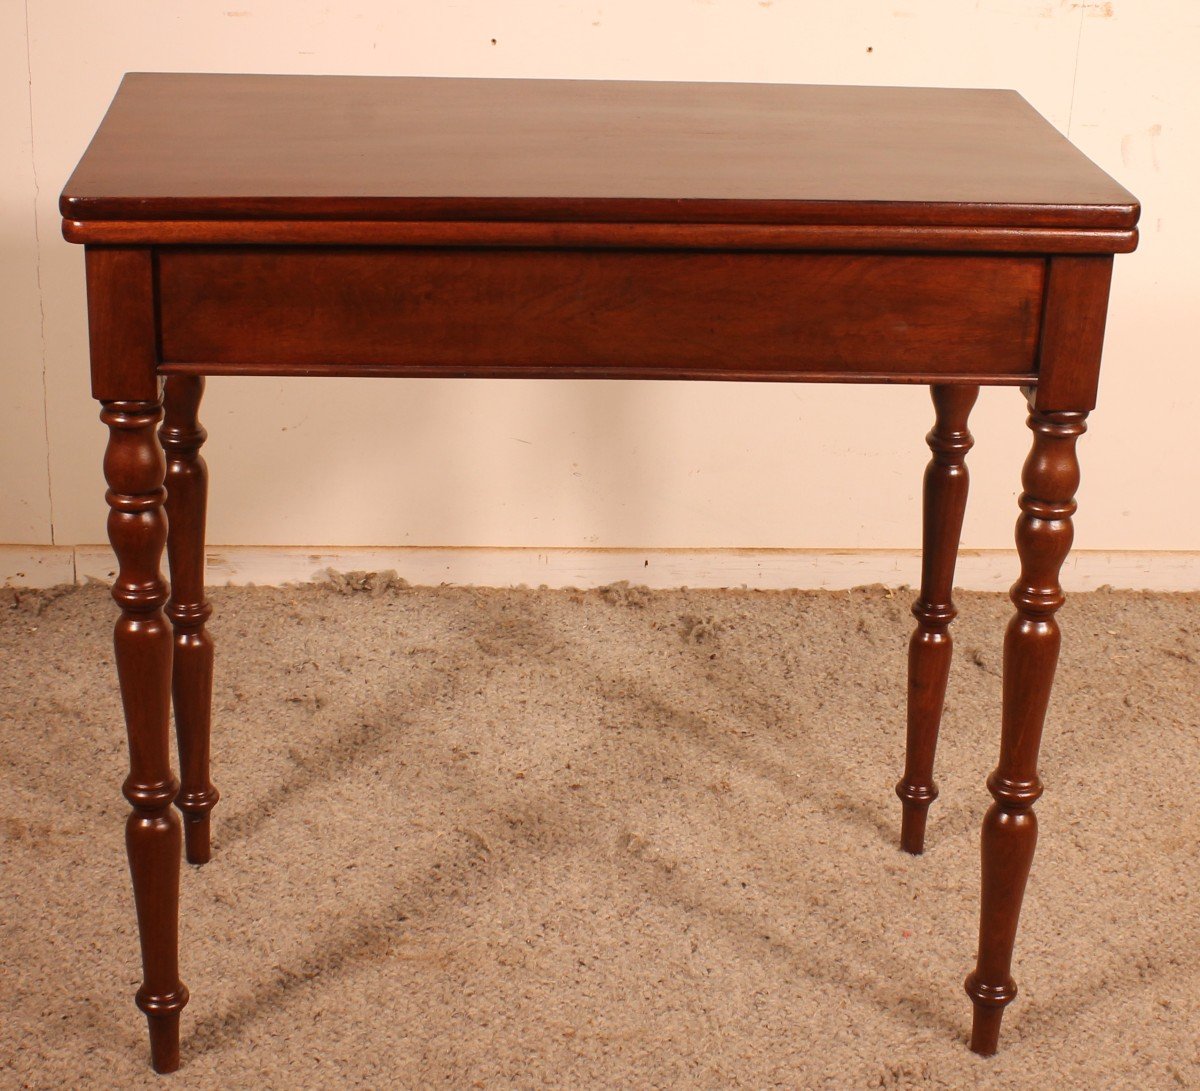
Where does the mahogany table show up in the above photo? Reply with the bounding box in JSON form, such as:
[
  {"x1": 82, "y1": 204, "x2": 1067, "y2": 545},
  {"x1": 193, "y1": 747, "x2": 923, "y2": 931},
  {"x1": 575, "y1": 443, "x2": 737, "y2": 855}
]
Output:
[{"x1": 62, "y1": 73, "x2": 1138, "y2": 1073}]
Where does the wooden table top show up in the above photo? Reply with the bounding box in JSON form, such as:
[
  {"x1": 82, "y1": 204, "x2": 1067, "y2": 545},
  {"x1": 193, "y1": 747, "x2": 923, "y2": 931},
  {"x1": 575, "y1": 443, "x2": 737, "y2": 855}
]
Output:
[{"x1": 62, "y1": 73, "x2": 1137, "y2": 231}]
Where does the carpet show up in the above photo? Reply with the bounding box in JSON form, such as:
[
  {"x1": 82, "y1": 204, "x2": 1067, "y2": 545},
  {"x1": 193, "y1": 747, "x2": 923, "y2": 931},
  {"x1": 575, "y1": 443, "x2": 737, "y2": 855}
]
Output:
[{"x1": 1, "y1": 580, "x2": 1197, "y2": 1088}]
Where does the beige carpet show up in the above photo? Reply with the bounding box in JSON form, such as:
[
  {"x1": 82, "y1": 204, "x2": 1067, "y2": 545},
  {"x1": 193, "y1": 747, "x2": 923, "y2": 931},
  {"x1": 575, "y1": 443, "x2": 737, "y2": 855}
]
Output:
[{"x1": 1, "y1": 579, "x2": 1197, "y2": 1089}]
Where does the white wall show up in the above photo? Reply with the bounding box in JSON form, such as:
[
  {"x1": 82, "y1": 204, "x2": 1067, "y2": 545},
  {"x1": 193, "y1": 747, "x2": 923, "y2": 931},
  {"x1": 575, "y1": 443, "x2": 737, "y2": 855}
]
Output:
[
  {"x1": 3, "y1": 1, "x2": 1196, "y2": 562},
  {"x1": 1, "y1": 1, "x2": 52, "y2": 543}
]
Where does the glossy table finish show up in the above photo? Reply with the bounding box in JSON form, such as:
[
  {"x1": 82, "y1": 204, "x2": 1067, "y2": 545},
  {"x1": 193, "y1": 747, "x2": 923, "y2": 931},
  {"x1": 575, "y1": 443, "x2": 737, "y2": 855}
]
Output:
[{"x1": 63, "y1": 73, "x2": 1138, "y2": 1073}]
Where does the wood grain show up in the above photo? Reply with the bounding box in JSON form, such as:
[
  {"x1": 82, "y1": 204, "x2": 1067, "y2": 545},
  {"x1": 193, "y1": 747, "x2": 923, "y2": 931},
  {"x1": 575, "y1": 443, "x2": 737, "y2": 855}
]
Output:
[
  {"x1": 965, "y1": 403, "x2": 1087, "y2": 1055},
  {"x1": 157, "y1": 248, "x2": 1045, "y2": 380},
  {"x1": 101, "y1": 398, "x2": 187, "y2": 1074},
  {"x1": 61, "y1": 75, "x2": 1137, "y2": 234},
  {"x1": 61, "y1": 219, "x2": 1138, "y2": 253},
  {"x1": 1033, "y1": 256, "x2": 1115, "y2": 412},
  {"x1": 161, "y1": 376, "x2": 218, "y2": 867},
  {"x1": 898, "y1": 385, "x2": 978, "y2": 854},
  {"x1": 84, "y1": 248, "x2": 157, "y2": 401}
]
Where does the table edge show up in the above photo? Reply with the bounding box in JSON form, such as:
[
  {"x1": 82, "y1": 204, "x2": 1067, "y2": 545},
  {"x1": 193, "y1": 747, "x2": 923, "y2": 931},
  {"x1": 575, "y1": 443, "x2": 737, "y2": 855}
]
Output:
[
  {"x1": 59, "y1": 193, "x2": 1141, "y2": 232},
  {"x1": 61, "y1": 218, "x2": 1138, "y2": 254}
]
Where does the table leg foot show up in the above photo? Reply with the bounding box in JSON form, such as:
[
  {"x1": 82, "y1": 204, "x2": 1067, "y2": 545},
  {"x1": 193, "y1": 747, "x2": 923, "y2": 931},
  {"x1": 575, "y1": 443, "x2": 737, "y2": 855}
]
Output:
[
  {"x1": 139, "y1": 989, "x2": 188, "y2": 1073},
  {"x1": 964, "y1": 981, "x2": 1011, "y2": 1055},
  {"x1": 162, "y1": 376, "x2": 218, "y2": 867},
  {"x1": 898, "y1": 805, "x2": 929, "y2": 856},
  {"x1": 103, "y1": 398, "x2": 189, "y2": 1072},
  {"x1": 180, "y1": 814, "x2": 211, "y2": 866},
  {"x1": 897, "y1": 384, "x2": 977, "y2": 854},
  {"x1": 965, "y1": 402, "x2": 1086, "y2": 1055}
]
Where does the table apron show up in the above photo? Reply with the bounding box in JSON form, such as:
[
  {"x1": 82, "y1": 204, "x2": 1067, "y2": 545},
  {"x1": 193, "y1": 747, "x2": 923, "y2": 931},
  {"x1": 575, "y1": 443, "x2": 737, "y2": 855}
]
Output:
[{"x1": 154, "y1": 247, "x2": 1045, "y2": 382}]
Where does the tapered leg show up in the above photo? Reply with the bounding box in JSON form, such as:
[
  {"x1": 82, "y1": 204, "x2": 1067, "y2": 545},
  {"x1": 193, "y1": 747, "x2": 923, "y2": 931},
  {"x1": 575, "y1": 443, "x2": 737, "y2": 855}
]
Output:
[
  {"x1": 161, "y1": 376, "x2": 218, "y2": 865},
  {"x1": 103, "y1": 398, "x2": 188, "y2": 1074},
  {"x1": 964, "y1": 403, "x2": 1087, "y2": 1055},
  {"x1": 897, "y1": 384, "x2": 978, "y2": 853}
]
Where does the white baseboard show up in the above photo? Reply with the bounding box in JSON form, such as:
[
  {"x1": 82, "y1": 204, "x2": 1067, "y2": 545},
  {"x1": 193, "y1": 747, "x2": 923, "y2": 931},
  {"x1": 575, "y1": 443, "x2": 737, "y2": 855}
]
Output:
[
  {"x1": 0, "y1": 545, "x2": 76, "y2": 588},
  {"x1": 3, "y1": 544, "x2": 1197, "y2": 591}
]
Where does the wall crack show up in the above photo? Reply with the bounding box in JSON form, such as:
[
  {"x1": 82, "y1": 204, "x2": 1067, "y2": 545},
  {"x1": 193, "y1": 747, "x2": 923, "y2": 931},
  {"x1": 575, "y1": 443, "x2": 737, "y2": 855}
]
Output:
[{"x1": 23, "y1": 0, "x2": 56, "y2": 546}]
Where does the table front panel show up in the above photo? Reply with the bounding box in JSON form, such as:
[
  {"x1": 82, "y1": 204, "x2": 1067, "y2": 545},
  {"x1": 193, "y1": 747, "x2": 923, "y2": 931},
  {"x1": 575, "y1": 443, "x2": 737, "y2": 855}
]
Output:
[{"x1": 156, "y1": 247, "x2": 1044, "y2": 381}]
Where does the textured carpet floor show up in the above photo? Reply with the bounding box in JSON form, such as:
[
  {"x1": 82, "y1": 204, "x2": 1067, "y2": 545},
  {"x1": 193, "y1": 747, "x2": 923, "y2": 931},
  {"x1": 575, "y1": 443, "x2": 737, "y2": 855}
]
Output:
[{"x1": 0, "y1": 580, "x2": 1197, "y2": 1089}]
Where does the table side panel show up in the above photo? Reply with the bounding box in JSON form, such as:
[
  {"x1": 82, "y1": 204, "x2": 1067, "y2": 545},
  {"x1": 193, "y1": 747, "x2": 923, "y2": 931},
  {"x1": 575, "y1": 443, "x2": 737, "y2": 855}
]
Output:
[{"x1": 156, "y1": 247, "x2": 1045, "y2": 380}]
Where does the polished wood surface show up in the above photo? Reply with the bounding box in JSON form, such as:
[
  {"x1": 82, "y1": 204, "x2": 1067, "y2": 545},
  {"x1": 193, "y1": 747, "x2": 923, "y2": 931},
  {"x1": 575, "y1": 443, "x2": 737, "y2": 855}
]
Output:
[
  {"x1": 157, "y1": 249, "x2": 1043, "y2": 381},
  {"x1": 161, "y1": 376, "x2": 218, "y2": 866},
  {"x1": 1033, "y1": 255, "x2": 1115, "y2": 410},
  {"x1": 102, "y1": 397, "x2": 187, "y2": 1074},
  {"x1": 63, "y1": 74, "x2": 1136, "y2": 229},
  {"x1": 84, "y1": 247, "x2": 156, "y2": 401},
  {"x1": 63, "y1": 218, "x2": 1138, "y2": 253},
  {"x1": 63, "y1": 73, "x2": 1137, "y2": 1072},
  {"x1": 965, "y1": 401, "x2": 1087, "y2": 1054},
  {"x1": 897, "y1": 385, "x2": 978, "y2": 854}
]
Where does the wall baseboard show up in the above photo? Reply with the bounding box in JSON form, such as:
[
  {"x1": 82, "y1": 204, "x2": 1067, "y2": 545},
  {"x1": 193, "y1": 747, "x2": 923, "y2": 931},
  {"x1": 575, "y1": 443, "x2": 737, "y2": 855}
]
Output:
[
  {"x1": 2, "y1": 544, "x2": 1197, "y2": 592},
  {"x1": 0, "y1": 546, "x2": 77, "y2": 588}
]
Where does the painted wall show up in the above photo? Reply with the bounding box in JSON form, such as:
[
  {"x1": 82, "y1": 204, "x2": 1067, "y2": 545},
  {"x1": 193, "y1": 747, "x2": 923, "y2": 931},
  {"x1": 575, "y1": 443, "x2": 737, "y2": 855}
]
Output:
[{"x1": 3, "y1": 2, "x2": 1193, "y2": 553}]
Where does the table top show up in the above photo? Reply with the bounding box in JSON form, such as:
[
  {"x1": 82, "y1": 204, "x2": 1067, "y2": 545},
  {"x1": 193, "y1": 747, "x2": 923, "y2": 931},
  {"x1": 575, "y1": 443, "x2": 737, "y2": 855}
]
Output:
[{"x1": 62, "y1": 73, "x2": 1137, "y2": 231}]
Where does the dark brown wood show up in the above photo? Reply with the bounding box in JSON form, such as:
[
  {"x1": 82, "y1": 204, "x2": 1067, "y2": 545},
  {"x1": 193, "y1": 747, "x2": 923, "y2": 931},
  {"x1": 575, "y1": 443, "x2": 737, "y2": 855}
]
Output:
[
  {"x1": 157, "y1": 361, "x2": 1026, "y2": 387},
  {"x1": 964, "y1": 400, "x2": 1087, "y2": 1054},
  {"x1": 84, "y1": 247, "x2": 157, "y2": 401},
  {"x1": 61, "y1": 75, "x2": 1137, "y2": 234},
  {"x1": 63, "y1": 73, "x2": 1138, "y2": 1071},
  {"x1": 102, "y1": 397, "x2": 187, "y2": 1074},
  {"x1": 62, "y1": 218, "x2": 1138, "y2": 253},
  {"x1": 157, "y1": 249, "x2": 1044, "y2": 381},
  {"x1": 1034, "y1": 256, "x2": 1115, "y2": 412},
  {"x1": 161, "y1": 376, "x2": 218, "y2": 866},
  {"x1": 897, "y1": 384, "x2": 978, "y2": 854}
]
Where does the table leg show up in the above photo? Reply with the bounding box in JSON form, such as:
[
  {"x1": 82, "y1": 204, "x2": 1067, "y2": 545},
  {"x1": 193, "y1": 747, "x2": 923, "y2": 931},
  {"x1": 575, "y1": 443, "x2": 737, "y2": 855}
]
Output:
[
  {"x1": 964, "y1": 401, "x2": 1087, "y2": 1054},
  {"x1": 102, "y1": 398, "x2": 188, "y2": 1074},
  {"x1": 897, "y1": 384, "x2": 978, "y2": 853},
  {"x1": 161, "y1": 376, "x2": 219, "y2": 865}
]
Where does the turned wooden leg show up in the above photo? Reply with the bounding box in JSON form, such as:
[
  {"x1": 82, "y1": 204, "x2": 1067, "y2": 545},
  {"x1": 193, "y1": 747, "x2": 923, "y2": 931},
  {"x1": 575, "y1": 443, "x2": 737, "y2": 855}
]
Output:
[
  {"x1": 897, "y1": 384, "x2": 978, "y2": 854},
  {"x1": 964, "y1": 402, "x2": 1087, "y2": 1055},
  {"x1": 161, "y1": 376, "x2": 218, "y2": 866},
  {"x1": 103, "y1": 398, "x2": 188, "y2": 1073}
]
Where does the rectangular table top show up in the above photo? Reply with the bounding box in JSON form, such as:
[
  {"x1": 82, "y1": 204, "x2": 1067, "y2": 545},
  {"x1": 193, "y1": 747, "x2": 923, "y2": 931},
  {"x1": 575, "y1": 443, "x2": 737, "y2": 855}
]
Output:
[{"x1": 62, "y1": 73, "x2": 1137, "y2": 232}]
